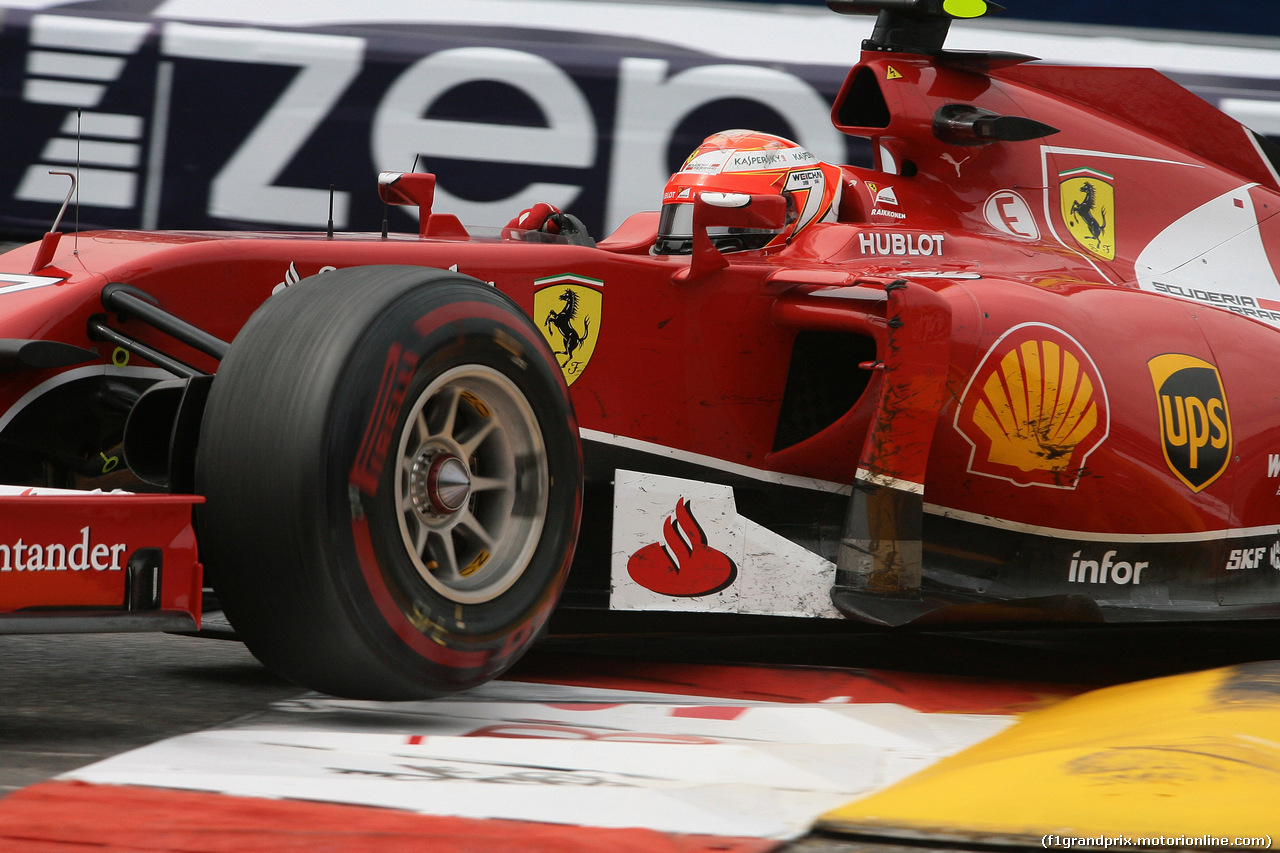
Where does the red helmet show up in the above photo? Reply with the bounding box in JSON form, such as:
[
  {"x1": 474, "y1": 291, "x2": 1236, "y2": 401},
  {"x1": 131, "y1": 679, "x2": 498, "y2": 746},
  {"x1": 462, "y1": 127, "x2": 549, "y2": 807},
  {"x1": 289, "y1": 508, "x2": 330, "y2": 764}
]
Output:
[{"x1": 655, "y1": 130, "x2": 842, "y2": 255}]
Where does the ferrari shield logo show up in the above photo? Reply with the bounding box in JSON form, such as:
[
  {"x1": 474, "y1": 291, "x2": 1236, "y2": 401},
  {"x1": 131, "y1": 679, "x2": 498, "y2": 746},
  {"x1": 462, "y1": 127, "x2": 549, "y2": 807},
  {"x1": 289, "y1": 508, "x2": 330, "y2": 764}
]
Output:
[
  {"x1": 955, "y1": 323, "x2": 1109, "y2": 489},
  {"x1": 534, "y1": 273, "x2": 601, "y2": 386},
  {"x1": 1059, "y1": 168, "x2": 1115, "y2": 260},
  {"x1": 1148, "y1": 354, "x2": 1231, "y2": 493}
]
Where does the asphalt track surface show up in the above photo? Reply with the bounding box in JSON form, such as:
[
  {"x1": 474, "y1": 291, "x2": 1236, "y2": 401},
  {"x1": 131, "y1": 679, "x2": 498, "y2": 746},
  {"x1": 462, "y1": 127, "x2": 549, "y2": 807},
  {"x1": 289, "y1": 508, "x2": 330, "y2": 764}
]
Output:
[{"x1": 4, "y1": 612, "x2": 1280, "y2": 851}]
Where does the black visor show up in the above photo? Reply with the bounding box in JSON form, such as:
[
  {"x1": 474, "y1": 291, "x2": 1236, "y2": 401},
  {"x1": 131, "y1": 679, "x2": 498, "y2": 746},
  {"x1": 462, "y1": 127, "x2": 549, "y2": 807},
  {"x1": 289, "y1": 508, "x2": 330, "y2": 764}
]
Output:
[{"x1": 655, "y1": 203, "x2": 694, "y2": 255}]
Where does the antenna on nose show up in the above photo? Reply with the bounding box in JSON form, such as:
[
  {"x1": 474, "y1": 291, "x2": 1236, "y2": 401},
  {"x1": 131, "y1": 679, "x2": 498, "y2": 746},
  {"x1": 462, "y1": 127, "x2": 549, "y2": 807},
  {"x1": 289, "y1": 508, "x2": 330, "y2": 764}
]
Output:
[{"x1": 74, "y1": 109, "x2": 81, "y2": 254}]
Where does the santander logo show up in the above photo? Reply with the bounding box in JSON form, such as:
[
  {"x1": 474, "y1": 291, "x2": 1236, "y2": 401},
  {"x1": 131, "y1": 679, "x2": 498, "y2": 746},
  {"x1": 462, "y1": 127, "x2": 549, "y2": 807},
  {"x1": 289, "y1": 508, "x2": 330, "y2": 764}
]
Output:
[
  {"x1": 626, "y1": 498, "x2": 737, "y2": 597},
  {"x1": 0, "y1": 526, "x2": 127, "y2": 572}
]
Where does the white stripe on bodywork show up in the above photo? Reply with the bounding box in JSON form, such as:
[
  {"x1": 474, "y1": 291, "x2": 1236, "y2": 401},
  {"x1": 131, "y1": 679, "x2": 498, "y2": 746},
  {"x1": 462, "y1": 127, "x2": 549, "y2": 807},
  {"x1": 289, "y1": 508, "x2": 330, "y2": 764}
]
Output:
[
  {"x1": 0, "y1": 274, "x2": 63, "y2": 295},
  {"x1": 924, "y1": 503, "x2": 1277, "y2": 543},
  {"x1": 582, "y1": 430, "x2": 1265, "y2": 543},
  {"x1": 579, "y1": 427, "x2": 850, "y2": 494}
]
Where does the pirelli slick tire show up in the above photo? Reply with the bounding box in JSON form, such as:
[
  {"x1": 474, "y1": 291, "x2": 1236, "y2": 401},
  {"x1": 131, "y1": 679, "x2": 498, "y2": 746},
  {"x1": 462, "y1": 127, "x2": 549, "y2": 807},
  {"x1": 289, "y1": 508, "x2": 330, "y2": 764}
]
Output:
[{"x1": 195, "y1": 266, "x2": 582, "y2": 700}]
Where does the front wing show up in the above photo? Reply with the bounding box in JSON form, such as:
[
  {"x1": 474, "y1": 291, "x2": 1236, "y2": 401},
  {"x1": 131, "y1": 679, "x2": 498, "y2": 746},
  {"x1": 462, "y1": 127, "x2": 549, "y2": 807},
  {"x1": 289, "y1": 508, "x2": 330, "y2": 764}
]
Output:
[{"x1": 0, "y1": 487, "x2": 202, "y2": 633}]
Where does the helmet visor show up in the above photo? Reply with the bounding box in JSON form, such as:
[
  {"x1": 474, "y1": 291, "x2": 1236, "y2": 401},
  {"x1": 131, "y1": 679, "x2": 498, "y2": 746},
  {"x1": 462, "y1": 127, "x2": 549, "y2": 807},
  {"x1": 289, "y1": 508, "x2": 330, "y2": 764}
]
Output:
[
  {"x1": 655, "y1": 200, "x2": 783, "y2": 255},
  {"x1": 655, "y1": 202, "x2": 694, "y2": 255}
]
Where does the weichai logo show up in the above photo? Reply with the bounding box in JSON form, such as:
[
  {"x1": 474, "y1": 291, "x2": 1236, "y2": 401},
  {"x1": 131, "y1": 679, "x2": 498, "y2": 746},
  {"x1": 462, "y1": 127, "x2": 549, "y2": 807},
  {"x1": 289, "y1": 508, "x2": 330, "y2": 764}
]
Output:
[{"x1": 1148, "y1": 353, "x2": 1232, "y2": 493}]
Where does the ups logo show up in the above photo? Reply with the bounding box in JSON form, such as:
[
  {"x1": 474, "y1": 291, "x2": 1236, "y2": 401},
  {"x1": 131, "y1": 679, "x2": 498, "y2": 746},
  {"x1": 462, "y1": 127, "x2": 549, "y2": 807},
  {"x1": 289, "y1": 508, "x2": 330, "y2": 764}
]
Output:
[{"x1": 1148, "y1": 354, "x2": 1232, "y2": 493}]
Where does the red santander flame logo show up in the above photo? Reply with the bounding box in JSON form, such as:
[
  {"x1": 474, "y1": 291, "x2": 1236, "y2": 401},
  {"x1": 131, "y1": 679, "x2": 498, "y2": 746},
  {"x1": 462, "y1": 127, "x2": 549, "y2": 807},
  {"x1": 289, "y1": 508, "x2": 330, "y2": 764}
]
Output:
[{"x1": 627, "y1": 498, "x2": 737, "y2": 597}]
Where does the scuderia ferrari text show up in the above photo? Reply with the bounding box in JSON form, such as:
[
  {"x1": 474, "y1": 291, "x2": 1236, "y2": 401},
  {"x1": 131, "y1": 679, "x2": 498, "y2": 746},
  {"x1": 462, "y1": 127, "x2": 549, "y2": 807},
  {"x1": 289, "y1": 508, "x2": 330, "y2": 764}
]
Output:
[{"x1": 0, "y1": 527, "x2": 127, "y2": 572}]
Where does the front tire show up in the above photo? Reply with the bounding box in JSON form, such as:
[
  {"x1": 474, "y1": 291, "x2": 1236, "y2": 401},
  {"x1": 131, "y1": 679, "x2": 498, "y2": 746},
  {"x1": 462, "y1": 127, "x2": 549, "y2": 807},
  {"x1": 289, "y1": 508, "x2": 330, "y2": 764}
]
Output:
[{"x1": 195, "y1": 266, "x2": 581, "y2": 699}]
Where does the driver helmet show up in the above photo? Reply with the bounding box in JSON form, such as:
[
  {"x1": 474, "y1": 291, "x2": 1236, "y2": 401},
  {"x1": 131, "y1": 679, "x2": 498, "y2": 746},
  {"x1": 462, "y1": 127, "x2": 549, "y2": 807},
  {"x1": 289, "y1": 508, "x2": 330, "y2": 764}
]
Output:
[{"x1": 655, "y1": 130, "x2": 842, "y2": 255}]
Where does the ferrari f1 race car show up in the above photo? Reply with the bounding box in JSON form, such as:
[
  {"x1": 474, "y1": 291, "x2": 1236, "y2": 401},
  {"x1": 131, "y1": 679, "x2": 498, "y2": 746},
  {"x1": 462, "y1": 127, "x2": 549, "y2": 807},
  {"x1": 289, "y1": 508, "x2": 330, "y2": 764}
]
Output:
[{"x1": 2, "y1": 0, "x2": 1280, "y2": 699}]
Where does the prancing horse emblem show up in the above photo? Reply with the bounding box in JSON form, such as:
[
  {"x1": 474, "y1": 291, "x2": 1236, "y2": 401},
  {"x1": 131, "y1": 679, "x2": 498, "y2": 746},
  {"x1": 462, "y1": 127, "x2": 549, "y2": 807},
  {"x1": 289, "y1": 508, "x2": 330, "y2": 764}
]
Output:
[
  {"x1": 1059, "y1": 167, "x2": 1116, "y2": 260},
  {"x1": 533, "y1": 274, "x2": 602, "y2": 386},
  {"x1": 1071, "y1": 183, "x2": 1107, "y2": 248},
  {"x1": 545, "y1": 288, "x2": 590, "y2": 364}
]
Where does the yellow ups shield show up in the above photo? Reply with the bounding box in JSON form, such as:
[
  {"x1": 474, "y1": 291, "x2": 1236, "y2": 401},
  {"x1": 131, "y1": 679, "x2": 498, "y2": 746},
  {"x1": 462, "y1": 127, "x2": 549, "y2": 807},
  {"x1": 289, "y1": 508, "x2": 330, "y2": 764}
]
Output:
[{"x1": 1148, "y1": 353, "x2": 1232, "y2": 493}]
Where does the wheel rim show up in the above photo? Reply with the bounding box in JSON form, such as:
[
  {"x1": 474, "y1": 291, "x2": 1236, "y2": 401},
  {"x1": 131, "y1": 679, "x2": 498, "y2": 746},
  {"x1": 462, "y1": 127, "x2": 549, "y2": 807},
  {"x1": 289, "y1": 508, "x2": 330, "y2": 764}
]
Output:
[{"x1": 393, "y1": 365, "x2": 548, "y2": 604}]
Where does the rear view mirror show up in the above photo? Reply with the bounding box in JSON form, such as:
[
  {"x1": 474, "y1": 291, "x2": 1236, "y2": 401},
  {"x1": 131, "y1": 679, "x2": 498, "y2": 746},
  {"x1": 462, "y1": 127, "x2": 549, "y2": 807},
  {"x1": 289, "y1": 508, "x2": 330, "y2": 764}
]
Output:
[
  {"x1": 375, "y1": 172, "x2": 467, "y2": 237},
  {"x1": 674, "y1": 192, "x2": 788, "y2": 283}
]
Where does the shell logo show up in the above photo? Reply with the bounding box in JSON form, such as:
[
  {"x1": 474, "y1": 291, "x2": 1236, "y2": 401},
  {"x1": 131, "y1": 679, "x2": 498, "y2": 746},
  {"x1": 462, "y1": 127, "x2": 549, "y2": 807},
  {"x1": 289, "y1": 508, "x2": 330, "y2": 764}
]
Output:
[{"x1": 956, "y1": 324, "x2": 1109, "y2": 489}]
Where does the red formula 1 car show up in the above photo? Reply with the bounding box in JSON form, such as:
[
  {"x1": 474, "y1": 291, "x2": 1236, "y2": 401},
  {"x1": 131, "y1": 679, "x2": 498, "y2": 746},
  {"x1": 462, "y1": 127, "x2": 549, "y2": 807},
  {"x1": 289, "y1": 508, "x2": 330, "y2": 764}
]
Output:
[{"x1": 3, "y1": 0, "x2": 1280, "y2": 698}]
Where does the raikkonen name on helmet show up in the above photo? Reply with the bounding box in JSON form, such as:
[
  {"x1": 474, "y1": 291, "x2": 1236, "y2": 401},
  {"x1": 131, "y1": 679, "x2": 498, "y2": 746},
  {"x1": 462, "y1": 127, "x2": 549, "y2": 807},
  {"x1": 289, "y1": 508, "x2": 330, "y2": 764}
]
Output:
[{"x1": 655, "y1": 129, "x2": 842, "y2": 255}]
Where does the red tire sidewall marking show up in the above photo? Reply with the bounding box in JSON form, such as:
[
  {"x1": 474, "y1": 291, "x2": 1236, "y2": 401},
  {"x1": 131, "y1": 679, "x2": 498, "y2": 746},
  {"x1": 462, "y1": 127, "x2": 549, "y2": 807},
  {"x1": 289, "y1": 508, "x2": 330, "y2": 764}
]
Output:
[{"x1": 345, "y1": 293, "x2": 579, "y2": 670}]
